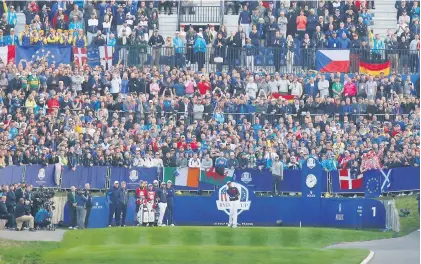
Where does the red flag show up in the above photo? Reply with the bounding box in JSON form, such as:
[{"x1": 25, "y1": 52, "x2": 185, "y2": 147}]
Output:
[
  {"x1": 339, "y1": 169, "x2": 363, "y2": 190},
  {"x1": 73, "y1": 47, "x2": 87, "y2": 67}
]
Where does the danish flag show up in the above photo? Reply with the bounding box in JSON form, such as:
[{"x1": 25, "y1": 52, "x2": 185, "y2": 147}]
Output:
[
  {"x1": 73, "y1": 47, "x2": 87, "y2": 67},
  {"x1": 339, "y1": 169, "x2": 363, "y2": 190}
]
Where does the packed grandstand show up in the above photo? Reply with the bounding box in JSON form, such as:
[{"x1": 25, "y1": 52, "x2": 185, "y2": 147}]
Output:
[{"x1": 0, "y1": 0, "x2": 416, "y2": 179}]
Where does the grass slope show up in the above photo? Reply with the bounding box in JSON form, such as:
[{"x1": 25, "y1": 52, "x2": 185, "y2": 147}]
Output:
[
  {"x1": 393, "y1": 195, "x2": 420, "y2": 235},
  {"x1": 0, "y1": 227, "x2": 393, "y2": 264}
]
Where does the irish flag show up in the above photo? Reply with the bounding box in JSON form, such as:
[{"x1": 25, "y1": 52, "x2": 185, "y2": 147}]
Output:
[
  {"x1": 200, "y1": 167, "x2": 235, "y2": 185},
  {"x1": 163, "y1": 167, "x2": 200, "y2": 188}
]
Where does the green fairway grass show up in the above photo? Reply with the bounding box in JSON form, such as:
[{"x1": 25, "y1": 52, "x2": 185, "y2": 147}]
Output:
[
  {"x1": 0, "y1": 195, "x2": 417, "y2": 264},
  {"x1": 0, "y1": 227, "x2": 393, "y2": 264}
]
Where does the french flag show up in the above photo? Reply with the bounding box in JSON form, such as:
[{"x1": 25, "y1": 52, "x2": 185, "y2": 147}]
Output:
[
  {"x1": 316, "y1": 50, "x2": 350, "y2": 73},
  {"x1": 0, "y1": 46, "x2": 15, "y2": 65}
]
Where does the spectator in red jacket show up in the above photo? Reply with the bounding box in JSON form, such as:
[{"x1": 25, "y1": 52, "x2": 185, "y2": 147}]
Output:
[
  {"x1": 47, "y1": 94, "x2": 60, "y2": 114},
  {"x1": 197, "y1": 75, "x2": 211, "y2": 95},
  {"x1": 343, "y1": 77, "x2": 357, "y2": 97}
]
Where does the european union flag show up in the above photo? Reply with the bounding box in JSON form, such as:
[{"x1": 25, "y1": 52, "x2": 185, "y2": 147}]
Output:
[
  {"x1": 364, "y1": 170, "x2": 381, "y2": 198},
  {"x1": 87, "y1": 46, "x2": 100, "y2": 67},
  {"x1": 16, "y1": 45, "x2": 71, "y2": 65}
]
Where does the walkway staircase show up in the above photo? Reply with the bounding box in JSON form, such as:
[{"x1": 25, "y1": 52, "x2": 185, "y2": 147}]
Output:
[{"x1": 371, "y1": 1, "x2": 398, "y2": 37}]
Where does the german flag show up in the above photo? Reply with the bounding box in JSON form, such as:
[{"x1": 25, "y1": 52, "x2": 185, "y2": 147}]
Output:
[{"x1": 359, "y1": 58, "x2": 391, "y2": 76}]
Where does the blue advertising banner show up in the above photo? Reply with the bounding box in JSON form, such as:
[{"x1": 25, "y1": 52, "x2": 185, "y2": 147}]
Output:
[
  {"x1": 68, "y1": 183, "x2": 385, "y2": 229},
  {"x1": 61, "y1": 166, "x2": 107, "y2": 189},
  {"x1": 110, "y1": 167, "x2": 158, "y2": 189},
  {"x1": 234, "y1": 169, "x2": 272, "y2": 191},
  {"x1": 0, "y1": 166, "x2": 23, "y2": 185},
  {"x1": 24, "y1": 165, "x2": 55, "y2": 187}
]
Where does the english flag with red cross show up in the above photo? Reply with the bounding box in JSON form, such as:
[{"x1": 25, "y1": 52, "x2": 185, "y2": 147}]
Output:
[
  {"x1": 339, "y1": 169, "x2": 363, "y2": 190},
  {"x1": 73, "y1": 47, "x2": 87, "y2": 67},
  {"x1": 99, "y1": 46, "x2": 113, "y2": 70}
]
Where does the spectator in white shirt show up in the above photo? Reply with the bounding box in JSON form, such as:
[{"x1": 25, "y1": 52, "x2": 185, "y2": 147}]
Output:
[
  {"x1": 188, "y1": 153, "x2": 201, "y2": 168},
  {"x1": 289, "y1": 78, "x2": 303, "y2": 97},
  {"x1": 143, "y1": 153, "x2": 154, "y2": 168},
  {"x1": 318, "y1": 75, "x2": 330, "y2": 98},
  {"x1": 110, "y1": 73, "x2": 121, "y2": 97},
  {"x1": 246, "y1": 76, "x2": 258, "y2": 99}
]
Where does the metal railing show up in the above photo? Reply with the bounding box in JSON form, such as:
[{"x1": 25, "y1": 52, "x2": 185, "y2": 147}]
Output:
[
  {"x1": 179, "y1": 5, "x2": 222, "y2": 23},
  {"x1": 115, "y1": 46, "x2": 420, "y2": 74}
]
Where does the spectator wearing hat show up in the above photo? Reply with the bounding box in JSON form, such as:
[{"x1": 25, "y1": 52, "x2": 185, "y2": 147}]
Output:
[
  {"x1": 173, "y1": 31, "x2": 185, "y2": 69},
  {"x1": 193, "y1": 30, "x2": 207, "y2": 71},
  {"x1": 5, "y1": 28, "x2": 18, "y2": 46}
]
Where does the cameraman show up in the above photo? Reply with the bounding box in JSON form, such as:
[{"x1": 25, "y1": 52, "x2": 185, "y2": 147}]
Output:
[
  {"x1": 35, "y1": 207, "x2": 52, "y2": 229},
  {"x1": 83, "y1": 183, "x2": 92, "y2": 228}
]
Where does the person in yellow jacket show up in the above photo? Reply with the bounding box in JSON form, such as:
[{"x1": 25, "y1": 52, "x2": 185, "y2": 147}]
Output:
[
  {"x1": 44, "y1": 29, "x2": 59, "y2": 45},
  {"x1": 73, "y1": 29, "x2": 87, "y2": 47},
  {"x1": 24, "y1": 94, "x2": 38, "y2": 109}
]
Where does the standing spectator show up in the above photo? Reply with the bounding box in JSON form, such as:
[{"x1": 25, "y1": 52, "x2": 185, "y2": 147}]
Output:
[
  {"x1": 339, "y1": 32, "x2": 351, "y2": 48},
  {"x1": 365, "y1": 76, "x2": 378, "y2": 101},
  {"x1": 318, "y1": 74, "x2": 330, "y2": 98},
  {"x1": 409, "y1": 34, "x2": 420, "y2": 72},
  {"x1": 149, "y1": 29, "x2": 164, "y2": 68},
  {"x1": 372, "y1": 34, "x2": 385, "y2": 60},
  {"x1": 193, "y1": 32, "x2": 206, "y2": 71},
  {"x1": 278, "y1": 11, "x2": 288, "y2": 37},
  {"x1": 173, "y1": 31, "x2": 185, "y2": 69},
  {"x1": 332, "y1": 77, "x2": 344, "y2": 97},
  {"x1": 66, "y1": 186, "x2": 77, "y2": 229},
  {"x1": 238, "y1": 4, "x2": 251, "y2": 38},
  {"x1": 296, "y1": 10, "x2": 307, "y2": 39},
  {"x1": 286, "y1": 35, "x2": 295, "y2": 73}
]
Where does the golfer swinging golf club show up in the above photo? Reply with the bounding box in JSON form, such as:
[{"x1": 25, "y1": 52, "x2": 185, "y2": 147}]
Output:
[{"x1": 227, "y1": 181, "x2": 240, "y2": 228}]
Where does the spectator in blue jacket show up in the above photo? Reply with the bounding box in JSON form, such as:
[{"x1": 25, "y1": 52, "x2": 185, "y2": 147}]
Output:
[
  {"x1": 173, "y1": 31, "x2": 185, "y2": 69},
  {"x1": 238, "y1": 4, "x2": 251, "y2": 38},
  {"x1": 35, "y1": 207, "x2": 52, "y2": 229},
  {"x1": 338, "y1": 32, "x2": 351, "y2": 48},
  {"x1": 327, "y1": 31, "x2": 340, "y2": 48},
  {"x1": 194, "y1": 32, "x2": 207, "y2": 71}
]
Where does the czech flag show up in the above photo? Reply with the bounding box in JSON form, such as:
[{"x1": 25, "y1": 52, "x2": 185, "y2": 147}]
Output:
[
  {"x1": 316, "y1": 49, "x2": 350, "y2": 73},
  {"x1": 359, "y1": 58, "x2": 390, "y2": 76}
]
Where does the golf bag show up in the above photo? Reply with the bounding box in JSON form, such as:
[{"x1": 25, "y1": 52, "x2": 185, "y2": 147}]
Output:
[{"x1": 143, "y1": 201, "x2": 155, "y2": 225}]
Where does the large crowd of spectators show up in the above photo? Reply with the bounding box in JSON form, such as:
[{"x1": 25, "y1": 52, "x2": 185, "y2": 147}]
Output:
[{"x1": 0, "y1": 0, "x2": 415, "y2": 179}]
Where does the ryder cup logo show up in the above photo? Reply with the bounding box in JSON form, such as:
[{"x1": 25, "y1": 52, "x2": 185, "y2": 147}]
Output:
[
  {"x1": 307, "y1": 158, "x2": 316, "y2": 169},
  {"x1": 216, "y1": 182, "x2": 251, "y2": 216},
  {"x1": 129, "y1": 170, "x2": 139, "y2": 182},
  {"x1": 38, "y1": 168, "x2": 46, "y2": 181},
  {"x1": 240, "y1": 172, "x2": 252, "y2": 184}
]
